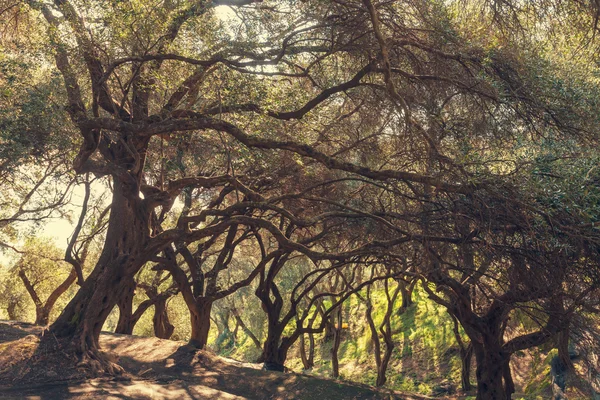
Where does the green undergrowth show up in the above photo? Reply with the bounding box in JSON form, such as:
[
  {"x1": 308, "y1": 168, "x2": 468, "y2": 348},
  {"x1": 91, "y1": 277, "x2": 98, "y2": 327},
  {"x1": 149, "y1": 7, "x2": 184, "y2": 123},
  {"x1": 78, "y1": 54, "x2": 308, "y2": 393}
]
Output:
[
  {"x1": 214, "y1": 284, "x2": 562, "y2": 397},
  {"x1": 95, "y1": 283, "x2": 564, "y2": 398}
]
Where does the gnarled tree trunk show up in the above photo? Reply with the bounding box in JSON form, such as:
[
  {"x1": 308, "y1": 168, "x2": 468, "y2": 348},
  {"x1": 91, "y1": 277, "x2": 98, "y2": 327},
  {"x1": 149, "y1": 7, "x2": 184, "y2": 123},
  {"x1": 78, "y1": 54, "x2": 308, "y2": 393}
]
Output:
[{"x1": 49, "y1": 181, "x2": 149, "y2": 371}]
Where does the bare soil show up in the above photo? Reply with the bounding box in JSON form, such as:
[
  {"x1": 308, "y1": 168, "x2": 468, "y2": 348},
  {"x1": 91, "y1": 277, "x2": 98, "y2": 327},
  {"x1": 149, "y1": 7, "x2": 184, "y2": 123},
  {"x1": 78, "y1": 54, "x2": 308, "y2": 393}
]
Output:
[{"x1": 0, "y1": 321, "x2": 434, "y2": 400}]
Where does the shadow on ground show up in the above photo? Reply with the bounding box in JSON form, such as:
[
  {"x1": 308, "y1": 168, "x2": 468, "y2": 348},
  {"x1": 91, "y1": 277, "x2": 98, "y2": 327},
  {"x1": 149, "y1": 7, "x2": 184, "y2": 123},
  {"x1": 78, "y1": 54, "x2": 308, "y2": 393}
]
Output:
[{"x1": 0, "y1": 321, "x2": 433, "y2": 400}]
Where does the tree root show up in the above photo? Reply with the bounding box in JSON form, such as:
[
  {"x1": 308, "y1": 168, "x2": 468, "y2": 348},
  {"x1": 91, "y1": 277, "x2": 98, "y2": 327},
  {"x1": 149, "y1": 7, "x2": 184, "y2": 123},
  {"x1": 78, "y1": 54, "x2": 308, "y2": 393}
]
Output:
[
  {"x1": 76, "y1": 349, "x2": 125, "y2": 377},
  {"x1": 1, "y1": 333, "x2": 127, "y2": 385}
]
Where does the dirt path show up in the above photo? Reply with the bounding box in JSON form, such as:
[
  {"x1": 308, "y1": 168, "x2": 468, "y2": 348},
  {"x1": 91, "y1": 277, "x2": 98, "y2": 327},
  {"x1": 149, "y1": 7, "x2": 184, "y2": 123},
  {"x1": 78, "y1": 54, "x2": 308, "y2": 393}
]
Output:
[{"x1": 0, "y1": 321, "x2": 432, "y2": 400}]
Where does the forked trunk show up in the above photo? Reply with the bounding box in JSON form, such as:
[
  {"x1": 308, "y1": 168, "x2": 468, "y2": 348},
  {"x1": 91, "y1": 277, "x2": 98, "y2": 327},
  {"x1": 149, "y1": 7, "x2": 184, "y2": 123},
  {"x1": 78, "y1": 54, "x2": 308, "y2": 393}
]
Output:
[
  {"x1": 49, "y1": 181, "x2": 149, "y2": 369},
  {"x1": 233, "y1": 313, "x2": 261, "y2": 351},
  {"x1": 20, "y1": 267, "x2": 77, "y2": 326},
  {"x1": 299, "y1": 332, "x2": 315, "y2": 370}
]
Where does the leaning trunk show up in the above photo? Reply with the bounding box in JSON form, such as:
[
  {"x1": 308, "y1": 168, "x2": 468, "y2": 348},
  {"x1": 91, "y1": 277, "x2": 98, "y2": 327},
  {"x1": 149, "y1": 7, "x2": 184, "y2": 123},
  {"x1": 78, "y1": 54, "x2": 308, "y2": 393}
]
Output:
[
  {"x1": 234, "y1": 313, "x2": 261, "y2": 351},
  {"x1": 49, "y1": 181, "x2": 149, "y2": 364},
  {"x1": 39, "y1": 269, "x2": 78, "y2": 325}
]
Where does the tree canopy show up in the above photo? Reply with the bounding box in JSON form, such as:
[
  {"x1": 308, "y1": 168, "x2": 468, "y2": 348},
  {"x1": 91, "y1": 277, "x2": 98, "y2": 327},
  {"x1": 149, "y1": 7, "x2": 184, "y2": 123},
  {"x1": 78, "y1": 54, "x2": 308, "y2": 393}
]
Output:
[{"x1": 1, "y1": 1, "x2": 600, "y2": 399}]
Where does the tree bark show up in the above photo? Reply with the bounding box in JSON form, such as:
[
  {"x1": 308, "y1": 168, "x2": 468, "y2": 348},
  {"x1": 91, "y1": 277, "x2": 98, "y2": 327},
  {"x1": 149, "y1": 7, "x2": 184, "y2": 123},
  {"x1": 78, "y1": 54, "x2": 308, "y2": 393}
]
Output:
[
  {"x1": 398, "y1": 279, "x2": 415, "y2": 312},
  {"x1": 233, "y1": 313, "x2": 261, "y2": 350},
  {"x1": 49, "y1": 180, "x2": 149, "y2": 371},
  {"x1": 153, "y1": 296, "x2": 174, "y2": 339},
  {"x1": 450, "y1": 312, "x2": 473, "y2": 392},
  {"x1": 261, "y1": 324, "x2": 286, "y2": 371},
  {"x1": 6, "y1": 301, "x2": 18, "y2": 321},
  {"x1": 19, "y1": 268, "x2": 77, "y2": 326},
  {"x1": 189, "y1": 298, "x2": 213, "y2": 348},
  {"x1": 502, "y1": 356, "x2": 515, "y2": 400},
  {"x1": 41, "y1": 269, "x2": 78, "y2": 325},
  {"x1": 115, "y1": 279, "x2": 136, "y2": 334},
  {"x1": 299, "y1": 332, "x2": 315, "y2": 370},
  {"x1": 557, "y1": 328, "x2": 573, "y2": 371},
  {"x1": 331, "y1": 305, "x2": 343, "y2": 378},
  {"x1": 461, "y1": 343, "x2": 474, "y2": 392},
  {"x1": 377, "y1": 343, "x2": 394, "y2": 387},
  {"x1": 473, "y1": 342, "x2": 508, "y2": 400}
]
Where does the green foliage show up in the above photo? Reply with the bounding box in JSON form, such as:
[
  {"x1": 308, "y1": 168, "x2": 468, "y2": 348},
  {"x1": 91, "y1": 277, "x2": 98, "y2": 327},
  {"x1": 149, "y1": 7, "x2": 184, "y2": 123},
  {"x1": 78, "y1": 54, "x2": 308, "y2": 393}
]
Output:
[
  {"x1": 0, "y1": 238, "x2": 76, "y2": 322},
  {"x1": 0, "y1": 50, "x2": 73, "y2": 171}
]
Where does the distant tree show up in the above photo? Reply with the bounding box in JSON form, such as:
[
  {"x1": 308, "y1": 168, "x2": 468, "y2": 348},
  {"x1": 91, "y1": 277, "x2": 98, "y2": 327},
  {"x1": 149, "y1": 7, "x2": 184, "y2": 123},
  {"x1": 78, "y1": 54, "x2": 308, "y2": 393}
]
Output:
[
  {"x1": 358, "y1": 267, "x2": 402, "y2": 387},
  {"x1": 10, "y1": 239, "x2": 74, "y2": 325}
]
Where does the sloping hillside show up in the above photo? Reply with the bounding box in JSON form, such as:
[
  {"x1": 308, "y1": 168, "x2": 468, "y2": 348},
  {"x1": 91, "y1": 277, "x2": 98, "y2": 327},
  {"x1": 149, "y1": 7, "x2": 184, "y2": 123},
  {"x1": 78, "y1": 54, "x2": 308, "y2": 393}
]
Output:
[{"x1": 0, "y1": 321, "x2": 433, "y2": 400}]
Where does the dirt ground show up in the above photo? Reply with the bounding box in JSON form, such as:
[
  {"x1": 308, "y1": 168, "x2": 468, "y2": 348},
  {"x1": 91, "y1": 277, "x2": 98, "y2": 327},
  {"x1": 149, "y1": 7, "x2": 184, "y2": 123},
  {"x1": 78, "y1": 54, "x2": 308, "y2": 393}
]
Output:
[{"x1": 0, "y1": 321, "x2": 434, "y2": 400}]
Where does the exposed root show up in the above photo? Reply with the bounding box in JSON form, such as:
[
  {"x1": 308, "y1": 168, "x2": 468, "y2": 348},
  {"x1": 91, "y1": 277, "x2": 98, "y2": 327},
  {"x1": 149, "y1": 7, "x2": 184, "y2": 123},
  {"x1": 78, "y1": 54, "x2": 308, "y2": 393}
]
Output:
[
  {"x1": 76, "y1": 349, "x2": 125, "y2": 376},
  {"x1": 0, "y1": 332, "x2": 128, "y2": 387}
]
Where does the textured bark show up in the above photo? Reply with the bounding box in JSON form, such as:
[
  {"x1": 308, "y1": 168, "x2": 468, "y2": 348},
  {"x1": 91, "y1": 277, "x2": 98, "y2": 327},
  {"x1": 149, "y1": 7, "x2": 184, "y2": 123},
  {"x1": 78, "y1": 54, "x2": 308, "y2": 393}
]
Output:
[
  {"x1": 49, "y1": 180, "x2": 149, "y2": 364},
  {"x1": 41, "y1": 269, "x2": 78, "y2": 324},
  {"x1": 153, "y1": 297, "x2": 174, "y2": 339},
  {"x1": 189, "y1": 299, "x2": 213, "y2": 348},
  {"x1": 261, "y1": 324, "x2": 286, "y2": 371},
  {"x1": 323, "y1": 313, "x2": 335, "y2": 342},
  {"x1": 557, "y1": 329, "x2": 574, "y2": 371},
  {"x1": 450, "y1": 312, "x2": 473, "y2": 391},
  {"x1": 363, "y1": 278, "x2": 400, "y2": 387},
  {"x1": 461, "y1": 343, "x2": 474, "y2": 392},
  {"x1": 473, "y1": 342, "x2": 507, "y2": 400},
  {"x1": 502, "y1": 357, "x2": 515, "y2": 400},
  {"x1": 398, "y1": 279, "x2": 415, "y2": 312},
  {"x1": 115, "y1": 279, "x2": 136, "y2": 334}
]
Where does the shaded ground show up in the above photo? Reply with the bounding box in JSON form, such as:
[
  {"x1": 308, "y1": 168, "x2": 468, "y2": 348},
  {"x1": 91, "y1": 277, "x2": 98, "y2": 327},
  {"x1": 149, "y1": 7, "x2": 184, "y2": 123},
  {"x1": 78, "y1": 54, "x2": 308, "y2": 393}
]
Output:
[{"x1": 0, "y1": 321, "x2": 433, "y2": 400}]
